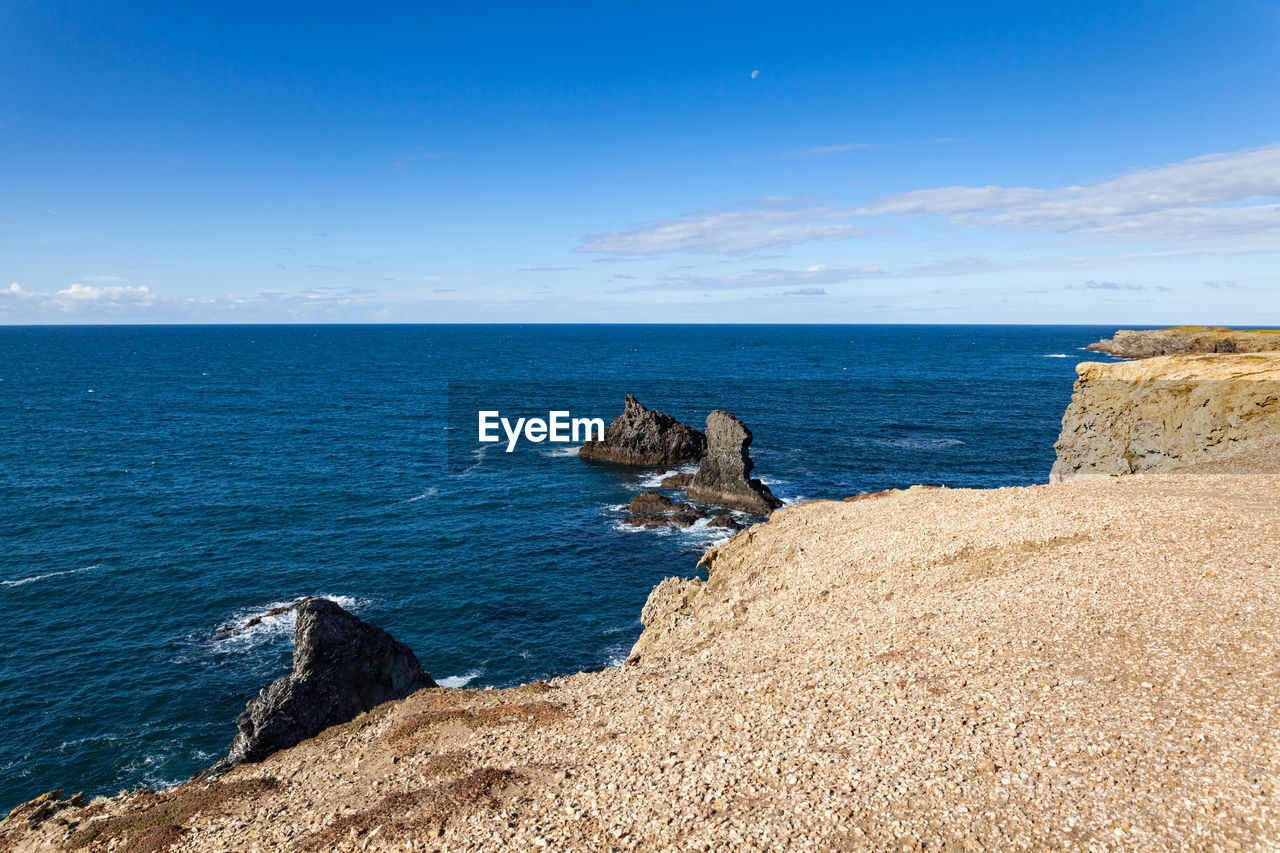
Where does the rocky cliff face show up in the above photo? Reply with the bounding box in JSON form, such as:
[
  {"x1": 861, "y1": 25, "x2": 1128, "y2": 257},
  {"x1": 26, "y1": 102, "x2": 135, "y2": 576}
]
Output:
[
  {"x1": 578, "y1": 394, "x2": 706, "y2": 465},
  {"x1": 686, "y1": 410, "x2": 781, "y2": 514},
  {"x1": 1050, "y1": 353, "x2": 1280, "y2": 482},
  {"x1": 199, "y1": 598, "x2": 434, "y2": 778},
  {"x1": 1086, "y1": 326, "x2": 1280, "y2": 359}
]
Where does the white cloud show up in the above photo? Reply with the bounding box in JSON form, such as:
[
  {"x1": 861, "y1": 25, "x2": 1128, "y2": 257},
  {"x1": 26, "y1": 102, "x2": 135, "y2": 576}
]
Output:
[
  {"x1": 578, "y1": 200, "x2": 876, "y2": 255},
  {"x1": 3, "y1": 282, "x2": 157, "y2": 312}
]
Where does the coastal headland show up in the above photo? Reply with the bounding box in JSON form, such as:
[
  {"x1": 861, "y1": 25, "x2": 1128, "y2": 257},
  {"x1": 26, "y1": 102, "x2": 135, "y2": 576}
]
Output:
[{"x1": 4, "y1": 354, "x2": 1280, "y2": 852}]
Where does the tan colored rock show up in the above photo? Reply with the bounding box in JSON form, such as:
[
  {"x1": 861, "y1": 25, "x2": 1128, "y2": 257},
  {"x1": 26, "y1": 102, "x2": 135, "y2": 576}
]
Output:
[{"x1": 1050, "y1": 353, "x2": 1280, "y2": 482}]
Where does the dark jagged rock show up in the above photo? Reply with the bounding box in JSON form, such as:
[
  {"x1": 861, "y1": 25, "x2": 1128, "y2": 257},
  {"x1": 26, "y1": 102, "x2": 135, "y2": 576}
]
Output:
[
  {"x1": 660, "y1": 472, "x2": 694, "y2": 489},
  {"x1": 198, "y1": 598, "x2": 434, "y2": 779},
  {"x1": 687, "y1": 410, "x2": 782, "y2": 514},
  {"x1": 578, "y1": 395, "x2": 706, "y2": 466},
  {"x1": 708, "y1": 514, "x2": 741, "y2": 531}
]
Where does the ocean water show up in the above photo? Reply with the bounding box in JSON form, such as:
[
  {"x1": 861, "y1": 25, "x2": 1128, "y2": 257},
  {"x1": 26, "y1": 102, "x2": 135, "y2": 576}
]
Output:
[{"x1": 0, "y1": 324, "x2": 1117, "y2": 809}]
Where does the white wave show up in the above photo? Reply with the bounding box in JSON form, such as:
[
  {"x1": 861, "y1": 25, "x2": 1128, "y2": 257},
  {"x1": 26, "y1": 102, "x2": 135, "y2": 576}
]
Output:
[
  {"x1": 457, "y1": 444, "x2": 490, "y2": 476},
  {"x1": 2, "y1": 564, "x2": 100, "y2": 588},
  {"x1": 1042, "y1": 353, "x2": 1069, "y2": 358},
  {"x1": 609, "y1": 519, "x2": 676, "y2": 536},
  {"x1": 540, "y1": 445, "x2": 580, "y2": 458},
  {"x1": 211, "y1": 595, "x2": 367, "y2": 649},
  {"x1": 880, "y1": 437, "x2": 964, "y2": 450},
  {"x1": 404, "y1": 487, "x2": 439, "y2": 503},
  {"x1": 633, "y1": 462, "x2": 699, "y2": 490},
  {"x1": 437, "y1": 669, "x2": 482, "y2": 688}
]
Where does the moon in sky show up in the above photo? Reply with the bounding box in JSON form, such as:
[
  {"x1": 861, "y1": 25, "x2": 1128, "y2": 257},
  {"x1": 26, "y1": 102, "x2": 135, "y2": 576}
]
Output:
[{"x1": 751, "y1": 69, "x2": 760, "y2": 79}]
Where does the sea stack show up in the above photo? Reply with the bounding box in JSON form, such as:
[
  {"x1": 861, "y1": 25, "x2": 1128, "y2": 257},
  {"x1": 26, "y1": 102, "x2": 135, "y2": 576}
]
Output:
[
  {"x1": 578, "y1": 394, "x2": 706, "y2": 465},
  {"x1": 199, "y1": 598, "x2": 434, "y2": 779},
  {"x1": 686, "y1": 410, "x2": 781, "y2": 514}
]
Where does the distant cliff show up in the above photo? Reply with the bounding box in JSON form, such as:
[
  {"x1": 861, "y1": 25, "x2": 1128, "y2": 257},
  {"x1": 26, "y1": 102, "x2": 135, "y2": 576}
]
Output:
[
  {"x1": 1086, "y1": 326, "x2": 1280, "y2": 359},
  {"x1": 1050, "y1": 353, "x2": 1280, "y2": 482}
]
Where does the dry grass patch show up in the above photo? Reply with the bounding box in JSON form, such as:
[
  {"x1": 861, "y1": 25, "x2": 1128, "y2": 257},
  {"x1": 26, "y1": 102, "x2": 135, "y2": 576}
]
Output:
[
  {"x1": 297, "y1": 767, "x2": 525, "y2": 849},
  {"x1": 389, "y1": 701, "x2": 568, "y2": 743},
  {"x1": 65, "y1": 777, "x2": 279, "y2": 851}
]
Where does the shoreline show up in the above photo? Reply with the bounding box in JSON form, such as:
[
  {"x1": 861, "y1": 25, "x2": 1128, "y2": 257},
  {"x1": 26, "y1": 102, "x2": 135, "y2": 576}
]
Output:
[{"x1": 6, "y1": 352, "x2": 1280, "y2": 850}]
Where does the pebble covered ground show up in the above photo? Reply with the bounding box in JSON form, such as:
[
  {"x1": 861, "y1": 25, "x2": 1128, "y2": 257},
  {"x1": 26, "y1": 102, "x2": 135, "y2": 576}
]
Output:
[{"x1": 4, "y1": 471, "x2": 1278, "y2": 852}]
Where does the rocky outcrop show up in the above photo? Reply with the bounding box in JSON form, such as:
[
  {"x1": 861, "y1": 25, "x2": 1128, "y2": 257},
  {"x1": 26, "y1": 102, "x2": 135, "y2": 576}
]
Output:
[
  {"x1": 1050, "y1": 353, "x2": 1280, "y2": 482},
  {"x1": 199, "y1": 598, "x2": 434, "y2": 779},
  {"x1": 708, "y1": 514, "x2": 741, "y2": 531},
  {"x1": 686, "y1": 410, "x2": 781, "y2": 514},
  {"x1": 578, "y1": 395, "x2": 706, "y2": 466},
  {"x1": 1087, "y1": 326, "x2": 1280, "y2": 359},
  {"x1": 626, "y1": 576, "x2": 704, "y2": 664}
]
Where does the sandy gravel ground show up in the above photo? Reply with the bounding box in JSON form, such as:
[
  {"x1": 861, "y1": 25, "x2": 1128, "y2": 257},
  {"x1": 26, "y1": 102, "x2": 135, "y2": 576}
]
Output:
[{"x1": 5, "y1": 472, "x2": 1278, "y2": 852}]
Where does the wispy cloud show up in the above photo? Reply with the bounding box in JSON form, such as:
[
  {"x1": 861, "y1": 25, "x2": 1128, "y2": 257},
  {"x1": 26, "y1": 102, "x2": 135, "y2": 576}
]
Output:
[
  {"x1": 781, "y1": 287, "x2": 828, "y2": 296},
  {"x1": 578, "y1": 199, "x2": 876, "y2": 255},
  {"x1": 859, "y1": 143, "x2": 1280, "y2": 244},
  {"x1": 391, "y1": 147, "x2": 456, "y2": 169},
  {"x1": 627, "y1": 264, "x2": 883, "y2": 291},
  {"x1": 580, "y1": 144, "x2": 1280, "y2": 262},
  {"x1": 784, "y1": 142, "x2": 874, "y2": 157},
  {"x1": 1066, "y1": 280, "x2": 1171, "y2": 292}
]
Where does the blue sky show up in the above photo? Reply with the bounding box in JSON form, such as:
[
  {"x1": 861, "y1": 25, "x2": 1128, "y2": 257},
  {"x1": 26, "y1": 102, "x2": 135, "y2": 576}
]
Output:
[{"x1": 2, "y1": 0, "x2": 1278, "y2": 323}]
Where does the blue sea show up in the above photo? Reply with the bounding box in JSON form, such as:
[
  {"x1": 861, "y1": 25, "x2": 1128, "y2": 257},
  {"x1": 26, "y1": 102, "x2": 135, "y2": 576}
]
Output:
[{"x1": 0, "y1": 324, "x2": 1117, "y2": 809}]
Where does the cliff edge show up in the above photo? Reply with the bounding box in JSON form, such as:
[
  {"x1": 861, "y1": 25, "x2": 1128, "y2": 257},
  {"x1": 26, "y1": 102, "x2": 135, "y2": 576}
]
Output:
[{"x1": 1050, "y1": 352, "x2": 1280, "y2": 482}]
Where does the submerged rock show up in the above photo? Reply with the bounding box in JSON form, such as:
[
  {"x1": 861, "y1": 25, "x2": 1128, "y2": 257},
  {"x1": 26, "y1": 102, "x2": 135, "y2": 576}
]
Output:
[
  {"x1": 708, "y1": 514, "x2": 741, "y2": 531},
  {"x1": 687, "y1": 410, "x2": 781, "y2": 514},
  {"x1": 199, "y1": 598, "x2": 434, "y2": 779},
  {"x1": 624, "y1": 492, "x2": 706, "y2": 528},
  {"x1": 578, "y1": 395, "x2": 706, "y2": 466}
]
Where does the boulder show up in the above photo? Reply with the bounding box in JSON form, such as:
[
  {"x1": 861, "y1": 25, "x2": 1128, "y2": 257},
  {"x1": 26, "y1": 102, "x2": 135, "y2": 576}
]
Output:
[
  {"x1": 669, "y1": 507, "x2": 707, "y2": 528},
  {"x1": 708, "y1": 514, "x2": 741, "y2": 531},
  {"x1": 198, "y1": 598, "x2": 434, "y2": 779},
  {"x1": 578, "y1": 395, "x2": 706, "y2": 465},
  {"x1": 660, "y1": 472, "x2": 694, "y2": 489},
  {"x1": 628, "y1": 491, "x2": 673, "y2": 514},
  {"x1": 686, "y1": 410, "x2": 782, "y2": 514}
]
